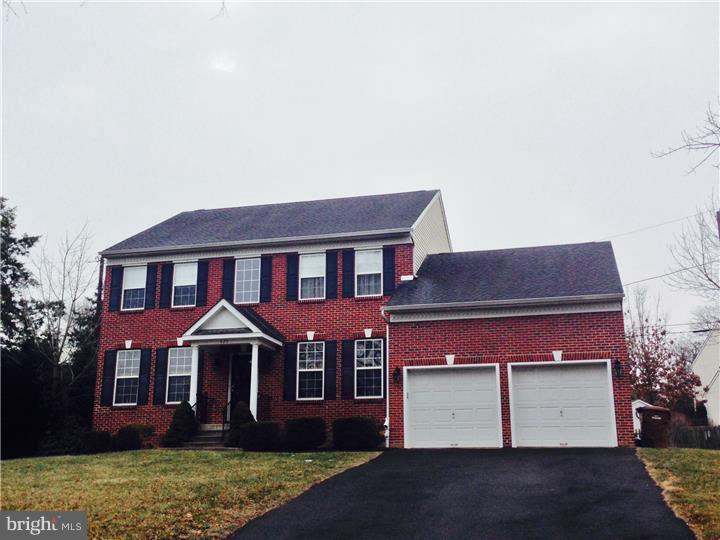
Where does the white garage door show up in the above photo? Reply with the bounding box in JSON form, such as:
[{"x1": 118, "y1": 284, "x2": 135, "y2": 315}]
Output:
[
  {"x1": 405, "y1": 366, "x2": 501, "y2": 448},
  {"x1": 510, "y1": 362, "x2": 617, "y2": 448}
]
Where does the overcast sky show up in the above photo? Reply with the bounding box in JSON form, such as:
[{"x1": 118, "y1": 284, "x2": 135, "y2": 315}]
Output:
[{"x1": 3, "y1": 2, "x2": 718, "y2": 331}]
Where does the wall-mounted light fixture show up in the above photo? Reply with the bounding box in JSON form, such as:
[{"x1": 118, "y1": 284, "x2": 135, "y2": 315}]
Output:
[
  {"x1": 613, "y1": 359, "x2": 623, "y2": 379},
  {"x1": 393, "y1": 367, "x2": 402, "y2": 384}
]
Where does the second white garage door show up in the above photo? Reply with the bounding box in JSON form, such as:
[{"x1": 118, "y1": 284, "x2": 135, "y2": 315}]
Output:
[
  {"x1": 509, "y1": 361, "x2": 617, "y2": 448},
  {"x1": 405, "y1": 366, "x2": 502, "y2": 448}
]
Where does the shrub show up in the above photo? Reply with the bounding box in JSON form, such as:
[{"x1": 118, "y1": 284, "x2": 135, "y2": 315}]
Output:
[
  {"x1": 285, "y1": 417, "x2": 326, "y2": 451},
  {"x1": 114, "y1": 426, "x2": 143, "y2": 451},
  {"x1": 123, "y1": 423, "x2": 155, "y2": 440},
  {"x1": 37, "y1": 416, "x2": 86, "y2": 456},
  {"x1": 80, "y1": 431, "x2": 113, "y2": 454},
  {"x1": 224, "y1": 402, "x2": 256, "y2": 447},
  {"x1": 161, "y1": 401, "x2": 199, "y2": 447},
  {"x1": 239, "y1": 422, "x2": 279, "y2": 451},
  {"x1": 332, "y1": 417, "x2": 384, "y2": 450}
]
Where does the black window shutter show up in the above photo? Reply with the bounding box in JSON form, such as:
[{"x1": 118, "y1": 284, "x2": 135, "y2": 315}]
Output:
[
  {"x1": 283, "y1": 342, "x2": 297, "y2": 401},
  {"x1": 342, "y1": 250, "x2": 355, "y2": 298},
  {"x1": 144, "y1": 264, "x2": 157, "y2": 310},
  {"x1": 286, "y1": 254, "x2": 299, "y2": 301},
  {"x1": 100, "y1": 350, "x2": 117, "y2": 406},
  {"x1": 196, "y1": 350, "x2": 205, "y2": 404},
  {"x1": 159, "y1": 263, "x2": 173, "y2": 308},
  {"x1": 222, "y1": 259, "x2": 235, "y2": 302},
  {"x1": 383, "y1": 246, "x2": 396, "y2": 294},
  {"x1": 325, "y1": 251, "x2": 338, "y2": 300},
  {"x1": 137, "y1": 349, "x2": 152, "y2": 405},
  {"x1": 196, "y1": 260, "x2": 209, "y2": 307},
  {"x1": 260, "y1": 255, "x2": 273, "y2": 302},
  {"x1": 324, "y1": 340, "x2": 337, "y2": 400},
  {"x1": 108, "y1": 267, "x2": 123, "y2": 312},
  {"x1": 153, "y1": 348, "x2": 168, "y2": 405},
  {"x1": 341, "y1": 339, "x2": 355, "y2": 399}
]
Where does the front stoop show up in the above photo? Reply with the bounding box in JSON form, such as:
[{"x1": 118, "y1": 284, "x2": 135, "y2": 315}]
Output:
[{"x1": 181, "y1": 425, "x2": 235, "y2": 451}]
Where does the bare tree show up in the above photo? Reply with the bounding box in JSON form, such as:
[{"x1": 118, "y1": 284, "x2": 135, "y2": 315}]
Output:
[
  {"x1": 22, "y1": 225, "x2": 99, "y2": 397},
  {"x1": 654, "y1": 104, "x2": 720, "y2": 174}
]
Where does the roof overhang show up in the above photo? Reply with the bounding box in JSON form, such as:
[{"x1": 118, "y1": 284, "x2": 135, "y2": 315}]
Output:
[{"x1": 100, "y1": 228, "x2": 412, "y2": 258}]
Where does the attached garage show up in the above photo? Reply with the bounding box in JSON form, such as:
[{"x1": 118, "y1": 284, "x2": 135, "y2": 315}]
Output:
[
  {"x1": 404, "y1": 365, "x2": 502, "y2": 448},
  {"x1": 509, "y1": 361, "x2": 617, "y2": 448}
]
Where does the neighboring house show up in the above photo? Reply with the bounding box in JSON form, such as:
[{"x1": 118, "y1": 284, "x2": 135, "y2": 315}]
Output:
[
  {"x1": 632, "y1": 399, "x2": 652, "y2": 434},
  {"x1": 691, "y1": 329, "x2": 720, "y2": 426},
  {"x1": 93, "y1": 190, "x2": 634, "y2": 448}
]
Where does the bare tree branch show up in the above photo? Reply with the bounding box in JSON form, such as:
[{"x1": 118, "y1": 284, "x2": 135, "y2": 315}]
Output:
[
  {"x1": 211, "y1": 0, "x2": 229, "y2": 20},
  {"x1": 654, "y1": 104, "x2": 720, "y2": 174}
]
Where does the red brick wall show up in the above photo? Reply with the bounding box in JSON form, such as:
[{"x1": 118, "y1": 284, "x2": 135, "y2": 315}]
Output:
[
  {"x1": 387, "y1": 310, "x2": 634, "y2": 448},
  {"x1": 93, "y1": 244, "x2": 414, "y2": 436}
]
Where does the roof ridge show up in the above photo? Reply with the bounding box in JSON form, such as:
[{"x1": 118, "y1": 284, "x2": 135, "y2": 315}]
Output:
[{"x1": 429, "y1": 241, "x2": 611, "y2": 257}]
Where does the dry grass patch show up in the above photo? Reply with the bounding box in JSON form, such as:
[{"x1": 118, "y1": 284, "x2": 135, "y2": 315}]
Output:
[
  {"x1": 639, "y1": 448, "x2": 720, "y2": 540},
  {"x1": 1, "y1": 450, "x2": 378, "y2": 539}
]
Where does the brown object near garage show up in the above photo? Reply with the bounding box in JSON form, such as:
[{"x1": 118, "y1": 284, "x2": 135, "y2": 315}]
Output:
[{"x1": 637, "y1": 405, "x2": 671, "y2": 448}]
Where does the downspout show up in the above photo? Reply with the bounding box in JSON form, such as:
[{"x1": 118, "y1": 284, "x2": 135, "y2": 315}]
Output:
[{"x1": 381, "y1": 308, "x2": 391, "y2": 448}]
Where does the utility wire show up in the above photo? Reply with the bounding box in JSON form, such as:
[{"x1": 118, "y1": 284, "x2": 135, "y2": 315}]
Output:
[
  {"x1": 601, "y1": 212, "x2": 703, "y2": 241},
  {"x1": 622, "y1": 259, "x2": 719, "y2": 287}
]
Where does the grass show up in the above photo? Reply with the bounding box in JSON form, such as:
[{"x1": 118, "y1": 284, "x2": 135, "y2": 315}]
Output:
[
  {"x1": 1, "y1": 450, "x2": 378, "y2": 539},
  {"x1": 639, "y1": 448, "x2": 720, "y2": 540}
]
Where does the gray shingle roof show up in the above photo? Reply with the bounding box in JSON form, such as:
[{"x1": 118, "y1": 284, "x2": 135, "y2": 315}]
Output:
[
  {"x1": 102, "y1": 190, "x2": 439, "y2": 256},
  {"x1": 386, "y1": 242, "x2": 623, "y2": 309}
]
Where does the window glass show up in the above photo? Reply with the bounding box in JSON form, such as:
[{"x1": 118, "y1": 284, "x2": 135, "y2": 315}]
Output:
[
  {"x1": 235, "y1": 258, "x2": 261, "y2": 304},
  {"x1": 299, "y1": 254, "x2": 325, "y2": 300},
  {"x1": 355, "y1": 249, "x2": 382, "y2": 296},
  {"x1": 114, "y1": 350, "x2": 141, "y2": 405},
  {"x1": 297, "y1": 342, "x2": 324, "y2": 399},
  {"x1": 122, "y1": 266, "x2": 146, "y2": 310},
  {"x1": 167, "y1": 348, "x2": 192, "y2": 403},
  {"x1": 172, "y1": 262, "x2": 197, "y2": 307},
  {"x1": 355, "y1": 339, "x2": 383, "y2": 398}
]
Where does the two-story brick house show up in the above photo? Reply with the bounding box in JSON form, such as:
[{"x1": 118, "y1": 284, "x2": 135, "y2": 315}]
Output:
[{"x1": 94, "y1": 190, "x2": 634, "y2": 448}]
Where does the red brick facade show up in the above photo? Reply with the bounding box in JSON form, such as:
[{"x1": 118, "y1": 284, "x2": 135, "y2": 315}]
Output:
[
  {"x1": 93, "y1": 244, "x2": 413, "y2": 436},
  {"x1": 387, "y1": 311, "x2": 634, "y2": 448}
]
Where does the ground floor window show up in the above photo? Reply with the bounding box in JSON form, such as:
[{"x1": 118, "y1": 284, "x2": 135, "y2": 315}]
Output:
[
  {"x1": 355, "y1": 339, "x2": 383, "y2": 398},
  {"x1": 297, "y1": 342, "x2": 324, "y2": 400},
  {"x1": 167, "y1": 348, "x2": 192, "y2": 404},
  {"x1": 114, "y1": 350, "x2": 141, "y2": 405}
]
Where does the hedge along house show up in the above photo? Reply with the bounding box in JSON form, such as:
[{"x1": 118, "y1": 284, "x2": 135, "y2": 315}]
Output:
[{"x1": 93, "y1": 190, "x2": 634, "y2": 448}]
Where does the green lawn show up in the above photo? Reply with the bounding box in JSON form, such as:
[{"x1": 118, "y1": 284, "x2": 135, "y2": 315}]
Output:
[
  {"x1": 639, "y1": 448, "x2": 720, "y2": 540},
  {"x1": 1, "y1": 450, "x2": 378, "y2": 539}
]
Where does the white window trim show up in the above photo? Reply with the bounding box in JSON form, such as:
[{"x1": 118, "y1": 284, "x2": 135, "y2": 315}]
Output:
[
  {"x1": 171, "y1": 262, "x2": 198, "y2": 308},
  {"x1": 165, "y1": 348, "x2": 193, "y2": 405},
  {"x1": 354, "y1": 339, "x2": 384, "y2": 399},
  {"x1": 298, "y1": 253, "x2": 326, "y2": 301},
  {"x1": 113, "y1": 350, "x2": 140, "y2": 406},
  {"x1": 234, "y1": 257, "x2": 261, "y2": 305},
  {"x1": 120, "y1": 265, "x2": 147, "y2": 312},
  {"x1": 296, "y1": 341, "x2": 325, "y2": 401},
  {"x1": 354, "y1": 249, "x2": 383, "y2": 298}
]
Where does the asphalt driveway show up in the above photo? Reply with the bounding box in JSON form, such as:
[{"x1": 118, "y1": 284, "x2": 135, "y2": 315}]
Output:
[{"x1": 232, "y1": 449, "x2": 693, "y2": 540}]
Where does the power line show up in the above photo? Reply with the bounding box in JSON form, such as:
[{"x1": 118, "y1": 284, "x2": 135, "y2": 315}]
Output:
[
  {"x1": 601, "y1": 212, "x2": 703, "y2": 241},
  {"x1": 622, "y1": 259, "x2": 718, "y2": 287}
]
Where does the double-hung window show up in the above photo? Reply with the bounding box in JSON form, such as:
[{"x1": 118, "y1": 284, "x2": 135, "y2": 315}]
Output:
[
  {"x1": 166, "y1": 348, "x2": 192, "y2": 404},
  {"x1": 355, "y1": 249, "x2": 383, "y2": 297},
  {"x1": 235, "y1": 258, "x2": 261, "y2": 304},
  {"x1": 121, "y1": 266, "x2": 147, "y2": 311},
  {"x1": 355, "y1": 339, "x2": 383, "y2": 398},
  {"x1": 172, "y1": 262, "x2": 197, "y2": 307},
  {"x1": 297, "y1": 342, "x2": 324, "y2": 400},
  {"x1": 299, "y1": 254, "x2": 325, "y2": 300},
  {"x1": 114, "y1": 350, "x2": 141, "y2": 405}
]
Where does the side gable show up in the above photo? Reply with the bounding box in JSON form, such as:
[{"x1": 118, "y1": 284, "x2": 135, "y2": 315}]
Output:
[{"x1": 410, "y1": 192, "x2": 452, "y2": 274}]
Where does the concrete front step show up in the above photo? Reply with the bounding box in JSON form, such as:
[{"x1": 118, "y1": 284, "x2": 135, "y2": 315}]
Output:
[
  {"x1": 199, "y1": 424, "x2": 224, "y2": 432},
  {"x1": 178, "y1": 446, "x2": 240, "y2": 452}
]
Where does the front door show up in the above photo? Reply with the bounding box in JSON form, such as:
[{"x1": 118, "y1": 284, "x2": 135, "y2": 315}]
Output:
[{"x1": 229, "y1": 352, "x2": 252, "y2": 418}]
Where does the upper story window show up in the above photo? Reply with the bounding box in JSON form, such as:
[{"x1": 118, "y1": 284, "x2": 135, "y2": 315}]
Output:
[
  {"x1": 235, "y1": 258, "x2": 261, "y2": 304},
  {"x1": 172, "y1": 262, "x2": 197, "y2": 307},
  {"x1": 299, "y1": 253, "x2": 325, "y2": 300},
  {"x1": 114, "y1": 350, "x2": 141, "y2": 405},
  {"x1": 355, "y1": 339, "x2": 383, "y2": 398},
  {"x1": 121, "y1": 266, "x2": 147, "y2": 311},
  {"x1": 355, "y1": 249, "x2": 382, "y2": 297},
  {"x1": 167, "y1": 348, "x2": 192, "y2": 404},
  {"x1": 297, "y1": 341, "x2": 324, "y2": 400}
]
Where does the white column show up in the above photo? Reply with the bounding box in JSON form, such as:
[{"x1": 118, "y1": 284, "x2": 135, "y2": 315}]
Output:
[
  {"x1": 190, "y1": 345, "x2": 200, "y2": 407},
  {"x1": 249, "y1": 343, "x2": 259, "y2": 419}
]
